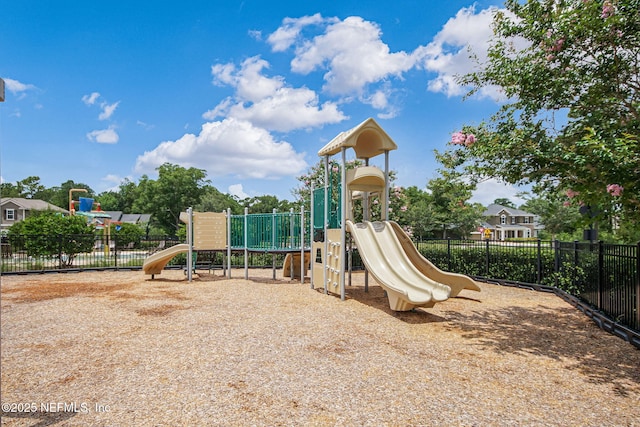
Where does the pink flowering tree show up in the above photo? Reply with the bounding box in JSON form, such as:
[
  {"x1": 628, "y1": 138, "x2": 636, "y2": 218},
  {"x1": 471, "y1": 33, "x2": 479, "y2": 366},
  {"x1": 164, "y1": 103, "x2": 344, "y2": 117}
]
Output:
[{"x1": 441, "y1": 0, "x2": 640, "y2": 239}]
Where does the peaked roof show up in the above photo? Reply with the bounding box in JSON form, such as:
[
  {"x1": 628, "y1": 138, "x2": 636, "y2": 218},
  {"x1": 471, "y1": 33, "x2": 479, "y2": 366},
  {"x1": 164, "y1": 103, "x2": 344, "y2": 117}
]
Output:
[
  {"x1": 484, "y1": 203, "x2": 534, "y2": 217},
  {"x1": 318, "y1": 117, "x2": 398, "y2": 159},
  {"x1": 103, "y1": 211, "x2": 123, "y2": 221},
  {"x1": 0, "y1": 197, "x2": 68, "y2": 214}
]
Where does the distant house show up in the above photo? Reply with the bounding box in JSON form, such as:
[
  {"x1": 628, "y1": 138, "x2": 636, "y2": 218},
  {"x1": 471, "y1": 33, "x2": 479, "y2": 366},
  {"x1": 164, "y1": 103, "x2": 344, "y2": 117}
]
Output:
[
  {"x1": 0, "y1": 198, "x2": 69, "y2": 232},
  {"x1": 472, "y1": 204, "x2": 541, "y2": 240}
]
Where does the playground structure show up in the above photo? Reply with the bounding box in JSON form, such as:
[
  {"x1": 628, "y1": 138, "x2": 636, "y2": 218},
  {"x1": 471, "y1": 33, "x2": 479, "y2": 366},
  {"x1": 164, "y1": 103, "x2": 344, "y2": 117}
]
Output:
[
  {"x1": 143, "y1": 208, "x2": 310, "y2": 281},
  {"x1": 142, "y1": 117, "x2": 479, "y2": 310},
  {"x1": 310, "y1": 117, "x2": 480, "y2": 310}
]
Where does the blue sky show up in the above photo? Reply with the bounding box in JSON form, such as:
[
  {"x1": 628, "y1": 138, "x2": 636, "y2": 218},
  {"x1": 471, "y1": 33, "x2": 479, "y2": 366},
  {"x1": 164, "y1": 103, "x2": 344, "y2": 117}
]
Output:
[{"x1": 0, "y1": 0, "x2": 525, "y2": 206}]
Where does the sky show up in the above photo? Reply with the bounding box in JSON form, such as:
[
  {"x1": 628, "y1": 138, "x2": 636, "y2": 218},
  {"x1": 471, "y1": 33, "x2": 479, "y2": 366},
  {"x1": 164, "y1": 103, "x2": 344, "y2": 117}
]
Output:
[{"x1": 0, "y1": 0, "x2": 526, "y2": 206}]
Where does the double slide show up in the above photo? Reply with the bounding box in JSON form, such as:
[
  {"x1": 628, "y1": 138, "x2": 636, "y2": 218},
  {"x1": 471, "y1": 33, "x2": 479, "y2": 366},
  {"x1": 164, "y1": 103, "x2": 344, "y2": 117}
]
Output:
[{"x1": 346, "y1": 220, "x2": 480, "y2": 311}]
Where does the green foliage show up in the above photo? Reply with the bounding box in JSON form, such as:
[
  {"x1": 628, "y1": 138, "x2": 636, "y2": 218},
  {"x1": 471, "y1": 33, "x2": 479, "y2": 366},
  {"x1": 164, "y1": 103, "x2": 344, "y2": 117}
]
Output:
[
  {"x1": 132, "y1": 163, "x2": 209, "y2": 236},
  {"x1": 196, "y1": 185, "x2": 242, "y2": 214},
  {"x1": 110, "y1": 222, "x2": 144, "y2": 249},
  {"x1": 425, "y1": 169, "x2": 485, "y2": 238},
  {"x1": 7, "y1": 211, "x2": 95, "y2": 267},
  {"x1": 450, "y1": 0, "x2": 640, "y2": 240},
  {"x1": 494, "y1": 198, "x2": 516, "y2": 208},
  {"x1": 95, "y1": 191, "x2": 120, "y2": 211},
  {"x1": 519, "y1": 191, "x2": 582, "y2": 238},
  {"x1": 416, "y1": 240, "x2": 597, "y2": 295},
  {"x1": 50, "y1": 180, "x2": 95, "y2": 209},
  {"x1": 241, "y1": 195, "x2": 297, "y2": 214}
]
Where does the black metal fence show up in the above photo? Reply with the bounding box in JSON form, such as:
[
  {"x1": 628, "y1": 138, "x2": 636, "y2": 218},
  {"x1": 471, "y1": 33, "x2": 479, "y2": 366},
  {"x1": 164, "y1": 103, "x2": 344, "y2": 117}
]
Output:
[
  {"x1": 2, "y1": 234, "x2": 638, "y2": 345},
  {"x1": 0, "y1": 234, "x2": 298, "y2": 274},
  {"x1": 416, "y1": 238, "x2": 639, "y2": 343}
]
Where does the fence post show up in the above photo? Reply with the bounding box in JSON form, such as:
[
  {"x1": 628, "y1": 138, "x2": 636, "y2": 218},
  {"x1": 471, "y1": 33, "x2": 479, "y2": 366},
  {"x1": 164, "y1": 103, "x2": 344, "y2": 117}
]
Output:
[
  {"x1": 58, "y1": 234, "x2": 63, "y2": 269},
  {"x1": 573, "y1": 240, "x2": 579, "y2": 292},
  {"x1": 636, "y1": 242, "x2": 640, "y2": 329},
  {"x1": 485, "y1": 239, "x2": 490, "y2": 277},
  {"x1": 447, "y1": 238, "x2": 452, "y2": 271},
  {"x1": 244, "y1": 207, "x2": 249, "y2": 280},
  {"x1": 553, "y1": 239, "x2": 560, "y2": 288},
  {"x1": 537, "y1": 239, "x2": 542, "y2": 284},
  {"x1": 113, "y1": 233, "x2": 118, "y2": 270},
  {"x1": 598, "y1": 240, "x2": 604, "y2": 311}
]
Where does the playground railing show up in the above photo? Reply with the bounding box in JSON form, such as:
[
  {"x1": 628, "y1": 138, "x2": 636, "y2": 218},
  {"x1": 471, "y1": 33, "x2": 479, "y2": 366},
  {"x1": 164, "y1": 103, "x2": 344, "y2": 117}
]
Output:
[{"x1": 229, "y1": 210, "x2": 311, "y2": 251}]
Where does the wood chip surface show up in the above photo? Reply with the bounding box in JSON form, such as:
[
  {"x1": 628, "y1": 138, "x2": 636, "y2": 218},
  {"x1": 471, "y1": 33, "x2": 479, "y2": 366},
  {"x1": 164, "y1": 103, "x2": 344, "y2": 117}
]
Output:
[{"x1": 1, "y1": 269, "x2": 639, "y2": 426}]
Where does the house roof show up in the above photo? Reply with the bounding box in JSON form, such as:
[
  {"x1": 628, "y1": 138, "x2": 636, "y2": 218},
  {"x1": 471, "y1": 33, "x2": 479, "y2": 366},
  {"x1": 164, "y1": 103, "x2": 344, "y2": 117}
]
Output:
[
  {"x1": 120, "y1": 214, "x2": 141, "y2": 224},
  {"x1": 0, "y1": 198, "x2": 68, "y2": 214},
  {"x1": 484, "y1": 203, "x2": 534, "y2": 217},
  {"x1": 103, "y1": 211, "x2": 123, "y2": 221},
  {"x1": 105, "y1": 212, "x2": 151, "y2": 224}
]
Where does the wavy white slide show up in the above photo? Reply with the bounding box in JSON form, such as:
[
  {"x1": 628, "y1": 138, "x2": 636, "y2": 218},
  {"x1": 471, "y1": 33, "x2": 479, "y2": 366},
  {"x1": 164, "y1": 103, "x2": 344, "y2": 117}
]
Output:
[
  {"x1": 346, "y1": 220, "x2": 451, "y2": 311},
  {"x1": 143, "y1": 244, "x2": 190, "y2": 278},
  {"x1": 387, "y1": 221, "x2": 481, "y2": 297}
]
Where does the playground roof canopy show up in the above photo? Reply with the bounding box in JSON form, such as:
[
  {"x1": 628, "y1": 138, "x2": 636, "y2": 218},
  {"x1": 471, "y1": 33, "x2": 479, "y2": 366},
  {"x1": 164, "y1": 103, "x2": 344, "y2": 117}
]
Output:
[{"x1": 318, "y1": 117, "x2": 397, "y2": 159}]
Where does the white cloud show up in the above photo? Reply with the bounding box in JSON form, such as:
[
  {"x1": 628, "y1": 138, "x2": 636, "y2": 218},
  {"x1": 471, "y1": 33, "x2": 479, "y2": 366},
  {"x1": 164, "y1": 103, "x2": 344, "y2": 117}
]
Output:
[
  {"x1": 267, "y1": 13, "x2": 328, "y2": 52},
  {"x1": 265, "y1": 14, "x2": 424, "y2": 118},
  {"x1": 99, "y1": 101, "x2": 120, "y2": 120},
  {"x1": 287, "y1": 16, "x2": 417, "y2": 96},
  {"x1": 205, "y1": 56, "x2": 346, "y2": 132},
  {"x1": 134, "y1": 118, "x2": 308, "y2": 179},
  {"x1": 418, "y1": 6, "x2": 523, "y2": 100},
  {"x1": 82, "y1": 92, "x2": 101, "y2": 105},
  {"x1": 228, "y1": 184, "x2": 249, "y2": 199},
  {"x1": 3, "y1": 78, "x2": 37, "y2": 94},
  {"x1": 87, "y1": 126, "x2": 119, "y2": 144},
  {"x1": 470, "y1": 178, "x2": 527, "y2": 207},
  {"x1": 136, "y1": 120, "x2": 155, "y2": 130}
]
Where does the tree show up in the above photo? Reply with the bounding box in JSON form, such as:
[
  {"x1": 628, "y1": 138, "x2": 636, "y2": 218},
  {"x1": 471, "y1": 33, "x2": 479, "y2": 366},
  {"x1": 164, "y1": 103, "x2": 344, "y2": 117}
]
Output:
[
  {"x1": 195, "y1": 185, "x2": 242, "y2": 214},
  {"x1": 519, "y1": 191, "x2": 582, "y2": 239},
  {"x1": 133, "y1": 163, "x2": 209, "y2": 235},
  {"x1": 95, "y1": 191, "x2": 120, "y2": 211},
  {"x1": 399, "y1": 186, "x2": 436, "y2": 239},
  {"x1": 8, "y1": 211, "x2": 95, "y2": 267},
  {"x1": 95, "y1": 178, "x2": 143, "y2": 212},
  {"x1": 0, "y1": 176, "x2": 47, "y2": 199},
  {"x1": 240, "y1": 195, "x2": 297, "y2": 214},
  {"x1": 449, "y1": 0, "x2": 640, "y2": 239},
  {"x1": 425, "y1": 169, "x2": 485, "y2": 239},
  {"x1": 109, "y1": 222, "x2": 144, "y2": 249},
  {"x1": 493, "y1": 198, "x2": 516, "y2": 208},
  {"x1": 48, "y1": 180, "x2": 95, "y2": 209},
  {"x1": 19, "y1": 176, "x2": 46, "y2": 198},
  {"x1": 0, "y1": 182, "x2": 22, "y2": 198}
]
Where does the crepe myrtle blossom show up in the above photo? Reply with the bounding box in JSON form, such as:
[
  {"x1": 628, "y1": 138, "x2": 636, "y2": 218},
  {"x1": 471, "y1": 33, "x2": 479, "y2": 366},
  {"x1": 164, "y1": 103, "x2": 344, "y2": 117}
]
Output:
[
  {"x1": 451, "y1": 131, "x2": 476, "y2": 147},
  {"x1": 606, "y1": 184, "x2": 623, "y2": 197},
  {"x1": 601, "y1": 1, "x2": 615, "y2": 18},
  {"x1": 566, "y1": 189, "x2": 580, "y2": 198}
]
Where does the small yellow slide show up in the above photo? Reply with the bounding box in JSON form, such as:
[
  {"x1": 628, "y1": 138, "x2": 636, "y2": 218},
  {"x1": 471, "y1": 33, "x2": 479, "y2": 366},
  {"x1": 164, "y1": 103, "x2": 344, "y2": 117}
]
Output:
[{"x1": 142, "y1": 244, "x2": 190, "y2": 278}]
